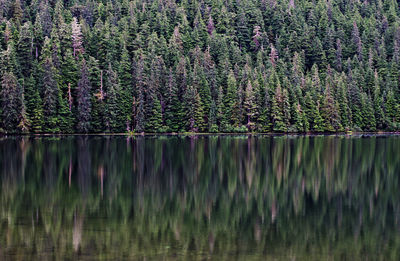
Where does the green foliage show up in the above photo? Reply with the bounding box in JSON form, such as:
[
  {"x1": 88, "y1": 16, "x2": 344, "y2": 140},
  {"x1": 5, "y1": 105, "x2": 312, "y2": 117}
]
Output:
[{"x1": 0, "y1": 0, "x2": 399, "y2": 133}]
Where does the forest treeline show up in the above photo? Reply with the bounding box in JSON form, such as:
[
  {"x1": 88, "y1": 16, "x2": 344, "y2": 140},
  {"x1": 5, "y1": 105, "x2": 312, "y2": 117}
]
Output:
[{"x1": 0, "y1": 0, "x2": 400, "y2": 133}]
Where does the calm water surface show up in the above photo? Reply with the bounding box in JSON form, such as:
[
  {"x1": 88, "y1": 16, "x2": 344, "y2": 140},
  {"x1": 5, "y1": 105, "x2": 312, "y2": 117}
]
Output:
[{"x1": 0, "y1": 135, "x2": 400, "y2": 260}]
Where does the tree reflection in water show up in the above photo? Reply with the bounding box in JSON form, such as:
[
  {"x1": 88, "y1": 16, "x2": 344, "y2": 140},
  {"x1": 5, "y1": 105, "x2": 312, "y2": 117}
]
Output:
[{"x1": 0, "y1": 135, "x2": 399, "y2": 260}]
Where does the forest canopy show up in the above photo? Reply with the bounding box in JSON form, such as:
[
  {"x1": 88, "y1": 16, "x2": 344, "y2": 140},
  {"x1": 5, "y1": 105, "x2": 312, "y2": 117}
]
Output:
[{"x1": 0, "y1": 0, "x2": 399, "y2": 133}]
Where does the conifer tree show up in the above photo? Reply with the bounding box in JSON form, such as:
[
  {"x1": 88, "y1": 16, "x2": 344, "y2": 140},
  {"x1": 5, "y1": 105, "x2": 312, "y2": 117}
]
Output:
[
  {"x1": 58, "y1": 90, "x2": 74, "y2": 133},
  {"x1": 385, "y1": 90, "x2": 399, "y2": 128},
  {"x1": 225, "y1": 70, "x2": 237, "y2": 129},
  {"x1": 164, "y1": 69, "x2": 182, "y2": 132},
  {"x1": 271, "y1": 82, "x2": 287, "y2": 132},
  {"x1": 77, "y1": 59, "x2": 91, "y2": 133},
  {"x1": 215, "y1": 85, "x2": 226, "y2": 131},
  {"x1": 258, "y1": 84, "x2": 272, "y2": 132},
  {"x1": 360, "y1": 93, "x2": 376, "y2": 131},
  {"x1": 118, "y1": 44, "x2": 133, "y2": 128},
  {"x1": 145, "y1": 57, "x2": 163, "y2": 132},
  {"x1": 71, "y1": 17, "x2": 84, "y2": 57},
  {"x1": 184, "y1": 85, "x2": 205, "y2": 132},
  {"x1": 12, "y1": 0, "x2": 23, "y2": 23},
  {"x1": 105, "y1": 64, "x2": 121, "y2": 132},
  {"x1": 25, "y1": 74, "x2": 43, "y2": 132},
  {"x1": 244, "y1": 80, "x2": 257, "y2": 131},
  {"x1": 321, "y1": 82, "x2": 342, "y2": 132},
  {"x1": 373, "y1": 72, "x2": 386, "y2": 130},
  {"x1": 1, "y1": 72, "x2": 20, "y2": 132},
  {"x1": 42, "y1": 57, "x2": 60, "y2": 132},
  {"x1": 135, "y1": 57, "x2": 146, "y2": 133},
  {"x1": 17, "y1": 22, "x2": 34, "y2": 78},
  {"x1": 336, "y1": 75, "x2": 351, "y2": 130}
]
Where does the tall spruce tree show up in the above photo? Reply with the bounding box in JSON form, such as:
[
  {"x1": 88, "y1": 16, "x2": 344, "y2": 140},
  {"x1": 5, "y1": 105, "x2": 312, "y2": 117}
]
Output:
[
  {"x1": 42, "y1": 57, "x2": 60, "y2": 132},
  {"x1": 1, "y1": 72, "x2": 20, "y2": 132},
  {"x1": 77, "y1": 59, "x2": 91, "y2": 133},
  {"x1": 105, "y1": 63, "x2": 122, "y2": 132}
]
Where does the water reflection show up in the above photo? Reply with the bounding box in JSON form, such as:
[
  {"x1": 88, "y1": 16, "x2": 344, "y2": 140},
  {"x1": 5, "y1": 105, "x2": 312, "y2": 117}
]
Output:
[{"x1": 0, "y1": 135, "x2": 399, "y2": 260}]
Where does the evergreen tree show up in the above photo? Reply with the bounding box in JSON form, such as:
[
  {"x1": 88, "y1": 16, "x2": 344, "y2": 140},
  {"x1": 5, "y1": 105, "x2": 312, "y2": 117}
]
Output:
[
  {"x1": 1, "y1": 72, "x2": 20, "y2": 132},
  {"x1": 258, "y1": 84, "x2": 272, "y2": 132},
  {"x1": 71, "y1": 17, "x2": 84, "y2": 57},
  {"x1": 42, "y1": 57, "x2": 60, "y2": 132},
  {"x1": 225, "y1": 70, "x2": 237, "y2": 130},
  {"x1": 58, "y1": 90, "x2": 74, "y2": 133},
  {"x1": 271, "y1": 82, "x2": 287, "y2": 132},
  {"x1": 373, "y1": 72, "x2": 386, "y2": 130},
  {"x1": 105, "y1": 64, "x2": 121, "y2": 132},
  {"x1": 385, "y1": 90, "x2": 399, "y2": 128},
  {"x1": 118, "y1": 44, "x2": 133, "y2": 128},
  {"x1": 336, "y1": 75, "x2": 352, "y2": 130},
  {"x1": 360, "y1": 93, "x2": 376, "y2": 131},
  {"x1": 17, "y1": 22, "x2": 33, "y2": 78},
  {"x1": 321, "y1": 82, "x2": 342, "y2": 132},
  {"x1": 184, "y1": 85, "x2": 205, "y2": 132},
  {"x1": 244, "y1": 80, "x2": 257, "y2": 131},
  {"x1": 77, "y1": 59, "x2": 91, "y2": 133},
  {"x1": 145, "y1": 57, "x2": 163, "y2": 132},
  {"x1": 25, "y1": 74, "x2": 43, "y2": 132},
  {"x1": 164, "y1": 69, "x2": 182, "y2": 132},
  {"x1": 135, "y1": 57, "x2": 146, "y2": 133}
]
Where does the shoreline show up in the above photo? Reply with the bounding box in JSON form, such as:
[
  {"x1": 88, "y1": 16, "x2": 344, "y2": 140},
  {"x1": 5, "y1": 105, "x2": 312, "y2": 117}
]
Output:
[{"x1": 1, "y1": 131, "x2": 400, "y2": 137}]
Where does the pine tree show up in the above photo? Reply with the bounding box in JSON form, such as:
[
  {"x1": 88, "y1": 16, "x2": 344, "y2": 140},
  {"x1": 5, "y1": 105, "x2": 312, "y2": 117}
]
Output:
[
  {"x1": 192, "y1": 62, "x2": 211, "y2": 126},
  {"x1": 208, "y1": 98, "x2": 218, "y2": 132},
  {"x1": 17, "y1": 22, "x2": 34, "y2": 78},
  {"x1": 304, "y1": 92, "x2": 324, "y2": 132},
  {"x1": 71, "y1": 17, "x2": 84, "y2": 57},
  {"x1": 352, "y1": 21, "x2": 363, "y2": 61},
  {"x1": 336, "y1": 75, "x2": 352, "y2": 130},
  {"x1": 164, "y1": 69, "x2": 182, "y2": 132},
  {"x1": 294, "y1": 103, "x2": 309, "y2": 132},
  {"x1": 24, "y1": 74, "x2": 42, "y2": 132},
  {"x1": 360, "y1": 93, "x2": 376, "y2": 131},
  {"x1": 335, "y1": 38, "x2": 343, "y2": 71},
  {"x1": 1, "y1": 72, "x2": 19, "y2": 132},
  {"x1": 184, "y1": 85, "x2": 205, "y2": 132},
  {"x1": 77, "y1": 59, "x2": 91, "y2": 133},
  {"x1": 58, "y1": 90, "x2": 73, "y2": 133},
  {"x1": 244, "y1": 80, "x2": 257, "y2": 131},
  {"x1": 118, "y1": 44, "x2": 133, "y2": 128},
  {"x1": 30, "y1": 89, "x2": 44, "y2": 133},
  {"x1": 105, "y1": 64, "x2": 121, "y2": 132},
  {"x1": 42, "y1": 57, "x2": 60, "y2": 133},
  {"x1": 258, "y1": 84, "x2": 272, "y2": 132},
  {"x1": 321, "y1": 82, "x2": 342, "y2": 132},
  {"x1": 373, "y1": 72, "x2": 386, "y2": 130},
  {"x1": 385, "y1": 90, "x2": 398, "y2": 128},
  {"x1": 135, "y1": 57, "x2": 146, "y2": 133},
  {"x1": 145, "y1": 57, "x2": 163, "y2": 132},
  {"x1": 216, "y1": 85, "x2": 227, "y2": 131},
  {"x1": 60, "y1": 49, "x2": 78, "y2": 96},
  {"x1": 12, "y1": 0, "x2": 23, "y2": 23},
  {"x1": 225, "y1": 70, "x2": 237, "y2": 129},
  {"x1": 271, "y1": 82, "x2": 287, "y2": 132},
  {"x1": 348, "y1": 78, "x2": 363, "y2": 130}
]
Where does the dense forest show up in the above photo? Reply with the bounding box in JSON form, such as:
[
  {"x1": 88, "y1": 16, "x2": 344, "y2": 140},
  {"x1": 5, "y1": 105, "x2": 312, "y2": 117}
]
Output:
[{"x1": 0, "y1": 0, "x2": 399, "y2": 133}]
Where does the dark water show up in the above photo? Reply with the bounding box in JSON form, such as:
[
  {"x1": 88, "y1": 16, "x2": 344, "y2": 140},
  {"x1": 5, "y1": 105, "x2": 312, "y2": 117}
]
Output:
[{"x1": 0, "y1": 135, "x2": 400, "y2": 260}]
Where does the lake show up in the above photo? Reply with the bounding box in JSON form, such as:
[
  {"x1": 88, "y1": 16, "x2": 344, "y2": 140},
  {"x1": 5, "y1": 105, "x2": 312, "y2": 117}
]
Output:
[{"x1": 0, "y1": 135, "x2": 399, "y2": 260}]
